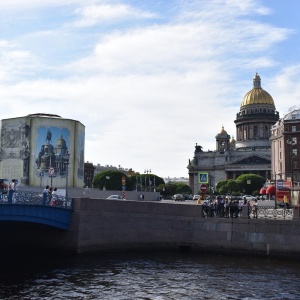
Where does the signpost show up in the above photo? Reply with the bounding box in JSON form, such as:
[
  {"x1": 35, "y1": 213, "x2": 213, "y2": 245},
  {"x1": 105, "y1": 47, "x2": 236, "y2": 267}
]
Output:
[
  {"x1": 48, "y1": 167, "x2": 55, "y2": 187},
  {"x1": 200, "y1": 184, "x2": 207, "y2": 193},
  {"x1": 39, "y1": 172, "x2": 44, "y2": 188},
  {"x1": 122, "y1": 176, "x2": 126, "y2": 199}
]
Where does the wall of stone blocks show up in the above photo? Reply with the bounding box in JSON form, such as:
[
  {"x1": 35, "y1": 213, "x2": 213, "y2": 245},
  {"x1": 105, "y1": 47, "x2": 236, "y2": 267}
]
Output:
[{"x1": 68, "y1": 198, "x2": 300, "y2": 258}]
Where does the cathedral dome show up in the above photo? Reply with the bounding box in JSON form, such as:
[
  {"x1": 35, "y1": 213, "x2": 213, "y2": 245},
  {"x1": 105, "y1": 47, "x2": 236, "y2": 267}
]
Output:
[
  {"x1": 241, "y1": 73, "x2": 274, "y2": 107},
  {"x1": 56, "y1": 135, "x2": 66, "y2": 148}
]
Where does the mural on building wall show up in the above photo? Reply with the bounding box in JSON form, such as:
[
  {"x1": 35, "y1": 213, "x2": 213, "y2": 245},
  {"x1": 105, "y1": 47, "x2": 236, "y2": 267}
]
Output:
[
  {"x1": 77, "y1": 131, "x2": 84, "y2": 179},
  {"x1": 35, "y1": 127, "x2": 70, "y2": 176},
  {"x1": 0, "y1": 119, "x2": 30, "y2": 183}
]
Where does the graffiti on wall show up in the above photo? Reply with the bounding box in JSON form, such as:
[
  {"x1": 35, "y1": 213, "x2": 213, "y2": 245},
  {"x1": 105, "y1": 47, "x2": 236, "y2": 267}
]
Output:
[
  {"x1": 0, "y1": 120, "x2": 30, "y2": 183},
  {"x1": 36, "y1": 127, "x2": 70, "y2": 176}
]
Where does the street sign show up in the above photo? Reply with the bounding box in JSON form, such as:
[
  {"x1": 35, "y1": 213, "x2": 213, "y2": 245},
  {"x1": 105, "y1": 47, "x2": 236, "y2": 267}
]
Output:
[
  {"x1": 277, "y1": 180, "x2": 283, "y2": 189},
  {"x1": 198, "y1": 172, "x2": 209, "y2": 184},
  {"x1": 39, "y1": 172, "x2": 44, "y2": 177},
  {"x1": 200, "y1": 184, "x2": 207, "y2": 193}
]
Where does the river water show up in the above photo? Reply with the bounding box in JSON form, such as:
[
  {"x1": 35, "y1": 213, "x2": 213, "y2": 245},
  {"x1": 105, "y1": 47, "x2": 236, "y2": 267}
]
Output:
[{"x1": 0, "y1": 250, "x2": 300, "y2": 300}]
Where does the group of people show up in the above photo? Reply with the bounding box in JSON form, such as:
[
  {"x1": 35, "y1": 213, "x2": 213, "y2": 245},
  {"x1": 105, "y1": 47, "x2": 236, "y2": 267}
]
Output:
[
  {"x1": 42, "y1": 185, "x2": 60, "y2": 206},
  {"x1": 202, "y1": 196, "x2": 258, "y2": 218}
]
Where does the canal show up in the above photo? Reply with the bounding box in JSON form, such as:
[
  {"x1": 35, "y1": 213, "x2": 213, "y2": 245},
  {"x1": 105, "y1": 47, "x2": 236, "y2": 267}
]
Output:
[{"x1": 1, "y1": 249, "x2": 300, "y2": 299}]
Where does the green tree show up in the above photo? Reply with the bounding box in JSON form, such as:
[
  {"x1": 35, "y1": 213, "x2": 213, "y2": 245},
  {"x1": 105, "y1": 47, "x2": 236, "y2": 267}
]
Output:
[
  {"x1": 226, "y1": 179, "x2": 240, "y2": 194},
  {"x1": 216, "y1": 180, "x2": 228, "y2": 194},
  {"x1": 173, "y1": 182, "x2": 192, "y2": 194},
  {"x1": 236, "y1": 174, "x2": 265, "y2": 195},
  {"x1": 93, "y1": 170, "x2": 135, "y2": 191}
]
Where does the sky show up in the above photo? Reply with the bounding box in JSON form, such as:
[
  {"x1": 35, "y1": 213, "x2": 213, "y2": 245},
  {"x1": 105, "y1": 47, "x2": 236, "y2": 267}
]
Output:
[{"x1": 1, "y1": 0, "x2": 300, "y2": 179}]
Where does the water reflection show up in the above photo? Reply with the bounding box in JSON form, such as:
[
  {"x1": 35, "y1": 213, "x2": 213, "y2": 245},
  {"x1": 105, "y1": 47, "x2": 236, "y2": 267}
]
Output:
[{"x1": 1, "y1": 250, "x2": 300, "y2": 299}]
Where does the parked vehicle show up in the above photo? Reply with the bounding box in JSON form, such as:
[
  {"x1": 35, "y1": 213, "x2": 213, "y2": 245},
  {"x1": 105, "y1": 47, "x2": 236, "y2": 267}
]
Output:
[
  {"x1": 243, "y1": 195, "x2": 256, "y2": 201},
  {"x1": 193, "y1": 195, "x2": 200, "y2": 201},
  {"x1": 107, "y1": 195, "x2": 124, "y2": 200},
  {"x1": 172, "y1": 194, "x2": 184, "y2": 201}
]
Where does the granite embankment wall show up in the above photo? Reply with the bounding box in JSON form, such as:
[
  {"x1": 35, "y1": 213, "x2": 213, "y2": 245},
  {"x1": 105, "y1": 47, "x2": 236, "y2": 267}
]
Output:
[{"x1": 66, "y1": 198, "x2": 300, "y2": 258}]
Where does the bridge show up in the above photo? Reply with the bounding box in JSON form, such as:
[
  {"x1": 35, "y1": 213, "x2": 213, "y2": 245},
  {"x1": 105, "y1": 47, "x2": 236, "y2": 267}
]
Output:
[{"x1": 0, "y1": 190, "x2": 73, "y2": 230}]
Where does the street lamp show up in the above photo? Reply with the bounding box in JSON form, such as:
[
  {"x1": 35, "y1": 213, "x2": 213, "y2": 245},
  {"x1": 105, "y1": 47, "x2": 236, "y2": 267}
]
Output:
[
  {"x1": 64, "y1": 151, "x2": 70, "y2": 198},
  {"x1": 144, "y1": 169, "x2": 151, "y2": 191}
]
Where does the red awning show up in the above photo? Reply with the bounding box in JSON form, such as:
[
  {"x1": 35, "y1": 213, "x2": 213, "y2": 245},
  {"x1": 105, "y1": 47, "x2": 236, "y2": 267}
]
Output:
[
  {"x1": 266, "y1": 185, "x2": 276, "y2": 195},
  {"x1": 260, "y1": 188, "x2": 266, "y2": 195}
]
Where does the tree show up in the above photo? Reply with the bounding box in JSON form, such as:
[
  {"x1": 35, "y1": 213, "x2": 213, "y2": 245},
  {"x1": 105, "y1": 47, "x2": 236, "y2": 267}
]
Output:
[
  {"x1": 173, "y1": 182, "x2": 192, "y2": 194},
  {"x1": 226, "y1": 179, "x2": 240, "y2": 194},
  {"x1": 93, "y1": 170, "x2": 135, "y2": 191},
  {"x1": 216, "y1": 180, "x2": 228, "y2": 194},
  {"x1": 236, "y1": 174, "x2": 265, "y2": 195}
]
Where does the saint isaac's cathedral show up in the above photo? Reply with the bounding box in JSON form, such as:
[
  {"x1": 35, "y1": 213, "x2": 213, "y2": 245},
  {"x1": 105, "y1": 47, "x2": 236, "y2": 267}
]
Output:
[{"x1": 188, "y1": 73, "x2": 279, "y2": 194}]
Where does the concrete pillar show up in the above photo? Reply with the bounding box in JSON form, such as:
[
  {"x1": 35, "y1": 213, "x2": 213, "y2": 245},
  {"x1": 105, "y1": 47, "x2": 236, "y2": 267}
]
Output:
[
  {"x1": 241, "y1": 205, "x2": 250, "y2": 219},
  {"x1": 293, "y1": 207, "x2": 300, "y2": 218}
]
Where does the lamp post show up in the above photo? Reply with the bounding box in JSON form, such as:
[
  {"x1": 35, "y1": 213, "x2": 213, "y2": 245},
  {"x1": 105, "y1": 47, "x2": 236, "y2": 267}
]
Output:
[
  {"x1": 144, "y1": 169, "x2": 151, "y2": 191},
  {"x1": 64, "y1": 151, "x2": 70, "y2": 199}
]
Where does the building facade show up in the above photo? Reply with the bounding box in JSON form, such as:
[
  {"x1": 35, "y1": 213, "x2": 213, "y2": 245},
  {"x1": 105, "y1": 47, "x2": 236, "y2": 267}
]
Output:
[
  {"x1": 270, "y1": 108, "x2": 300, "y2": 187},
  {"x1": 0, "y1": 113, "x2": 85, "y2": 188},
  {"x1": 188, "y1": 73, "x2": 280, "y2": 194}
]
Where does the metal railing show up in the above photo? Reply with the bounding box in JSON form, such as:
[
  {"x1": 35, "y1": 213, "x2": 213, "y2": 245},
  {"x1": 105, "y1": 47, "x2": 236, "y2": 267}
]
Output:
[
  {"x1": 202, "y1": 205, "x2": 294, "y2": 220},
  {"x1": 256, "y1": 206, "x2": 293, "y2": 219},
  {"x1": 0, "y1": 190, "x2": 72, "y2": 209}
]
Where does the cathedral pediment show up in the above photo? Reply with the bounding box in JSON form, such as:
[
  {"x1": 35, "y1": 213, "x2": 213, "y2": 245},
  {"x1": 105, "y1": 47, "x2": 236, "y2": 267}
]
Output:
[{"x1": 228, "y1": 155, "x2": 270, "y2": 165}]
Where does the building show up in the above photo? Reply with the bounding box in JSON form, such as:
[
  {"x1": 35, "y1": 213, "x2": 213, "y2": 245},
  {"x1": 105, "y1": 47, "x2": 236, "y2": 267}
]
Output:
[
  {"x1": 84, "y1": 161, "x2": 95, "y2": 188},
  {"x1": 188, "y1": 73, "x2": 280, "y2": 194},
  {"x1": 270, "y1": 108, "x2": 300, "y2": 188},
  {"x1": 0, "y1": 113, "x2": 85, "y2": 188}
]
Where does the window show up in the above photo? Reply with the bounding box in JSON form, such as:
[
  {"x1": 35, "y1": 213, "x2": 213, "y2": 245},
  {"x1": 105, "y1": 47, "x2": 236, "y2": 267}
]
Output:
[
  {"x1": 293, "y1": 137, "x2": 297, "y2": 145},
  {"x1": 292, "y1": 126, "x2": 296, "y2": 132},
  {"x1": 292, "y1": 148, "x2": 297, "y2": 156},
  {"x1": 254, "y1": 125, "x2": 258, "y2": 138}
]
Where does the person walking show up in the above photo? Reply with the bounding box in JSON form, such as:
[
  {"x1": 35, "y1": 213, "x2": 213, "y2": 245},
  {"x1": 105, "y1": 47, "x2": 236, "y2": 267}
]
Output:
[
  {"x1": 8, "y1": 179, "x2": 17, "y2": 204},
  {"x1": 42, "y1": 185, "x2": 49, "y2": 205},
  {"x1": 252, "y1": 199, "x2": 258, "y2": 218}
]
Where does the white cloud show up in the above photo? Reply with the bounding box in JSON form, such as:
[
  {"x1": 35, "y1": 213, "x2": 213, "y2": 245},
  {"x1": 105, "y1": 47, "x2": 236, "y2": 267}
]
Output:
[
  {"x1": 0, "y1": 0, "x2": 298, "y2": 178},
  {"x1": 72, "y1": 4, "x2": 156, "y2": 27}
]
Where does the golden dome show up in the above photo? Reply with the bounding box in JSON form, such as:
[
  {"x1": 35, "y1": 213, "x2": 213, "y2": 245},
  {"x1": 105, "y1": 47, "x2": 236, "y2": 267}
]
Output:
[
  {"x1": 220, "y1": 126, "x2": 227, "y2": 134},
  {"x1": 56, "y1": 135, "x2": 66, "y2": 147},
  {"x1": 241, "y1": 73, "x2": 274, "y2": 107}
]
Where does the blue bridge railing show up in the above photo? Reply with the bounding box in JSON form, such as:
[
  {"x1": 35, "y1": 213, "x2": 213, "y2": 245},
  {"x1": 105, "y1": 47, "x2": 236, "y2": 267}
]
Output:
[{"x1": 0, "y1": 190, "x2": 73, "y2": 209}]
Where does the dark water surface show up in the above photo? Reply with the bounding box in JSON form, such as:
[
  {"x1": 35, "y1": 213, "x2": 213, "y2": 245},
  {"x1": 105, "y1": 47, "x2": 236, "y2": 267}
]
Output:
[{"x1": 0, "y1": 250, "x2": 300, "y2": 299}]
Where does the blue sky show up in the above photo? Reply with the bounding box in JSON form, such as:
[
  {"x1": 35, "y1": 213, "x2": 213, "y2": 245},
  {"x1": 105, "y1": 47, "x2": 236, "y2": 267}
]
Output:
[{"x1": 1, "y1": 0, "x2": 300, "y2": 178}]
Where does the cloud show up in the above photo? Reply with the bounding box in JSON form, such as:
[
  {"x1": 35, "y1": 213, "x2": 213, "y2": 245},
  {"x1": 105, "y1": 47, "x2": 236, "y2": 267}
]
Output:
[
  {"x1": 72, "y1": 4, "x2": 156, "y2": 28},
  {"x1": 0, "y1": 0, "x2": 298, "y2": 177}
]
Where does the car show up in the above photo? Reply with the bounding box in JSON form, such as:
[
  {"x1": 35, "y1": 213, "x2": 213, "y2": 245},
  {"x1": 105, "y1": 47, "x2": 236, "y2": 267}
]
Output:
[
  {"x1": 107, "y1": 195, "x2": 125, "y2": 200},
  {"x1": 243, "y1": 195, "x2": 256, "y2": 201},
  {"x1": 172, "y1": 194, "x2": 185, "y2": 201},
  {"x1": 193, "y1": 195, "x2": 200, "y2": 201}
]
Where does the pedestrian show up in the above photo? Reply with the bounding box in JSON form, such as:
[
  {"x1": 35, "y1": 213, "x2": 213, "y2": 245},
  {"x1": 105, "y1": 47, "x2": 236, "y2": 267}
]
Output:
[
  {"x1": 252, "y1": 199, "x2": 258, "y2": 218},
  {"x1": 8, "y1": 179, "x2": 17, "y2": 203},
  {"x1": 51, "y1": 187, "x2": 58, "y2": 206},
  {"x1": 42, "y1": 185, "x2": 49, "y2": 205}
]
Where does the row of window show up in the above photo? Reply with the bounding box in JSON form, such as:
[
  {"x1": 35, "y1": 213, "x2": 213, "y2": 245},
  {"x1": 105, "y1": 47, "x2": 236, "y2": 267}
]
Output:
[{"x1": 241, "y1": 108, "x2": 275, "y2": 115}]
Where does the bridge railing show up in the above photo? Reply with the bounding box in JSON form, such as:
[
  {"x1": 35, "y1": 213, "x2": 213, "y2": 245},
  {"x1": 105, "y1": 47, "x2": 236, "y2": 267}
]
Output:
[{"x1": 0, "y1": 190, "x2": 73, "y2": 210}]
